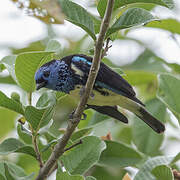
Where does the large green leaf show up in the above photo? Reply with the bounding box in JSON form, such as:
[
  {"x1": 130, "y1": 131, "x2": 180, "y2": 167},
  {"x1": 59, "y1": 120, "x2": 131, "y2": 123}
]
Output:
[
  {"x1": 157, "y1": 74, "x2": 180, "y2": 123},
  {"x1": 134, "y1": 156, "x2": 173, "y2": 180},
  {"x1": 0, "y1": 138, "x2": 36, "y2": 158},
  {"x1": 0, "y1": 55, "x2": 17, "y2": 83},
  {"x1": 132, "y1": 99, "x2": 166, "y2": 156},
  {"x1": 97, "y1": 0, "x2": 174, "y2": 17},
  {"x1": 15, "y1": 51, "x2": 54, "y2": 92},
  {"x1": 56, "y1": 171, "x2": 84, "y2": 180},
  {"x1": 106, "y1": 8, "x2": 157, "y2": 37},
  {"x1": 99, "y1": 140, "x2": 142, "y2": 167},
  {"x1": 123, "y1": 70, "x2": 156, "y2": 86},
  {"x1": 25, "y1": 92, "x2": 56, "y2": 133},
  {"x1": 61, "y1": 136, "x2": 106, "y2": 175},
  {"x1": 151, "y1": 165, "x2": 174, "y2": 180},
  {"x1": 146, "y1": 18, "x2": 180, "y2": 34},
  {"x1": 0, "y1": 91, "x2": 24, "y2": 115},
  {"x1": 1, "y1": 162, "x2": 34, "y2": 180},
  {"x1": 0, "y1": 161, "x2": 28, "y2": 180},
  {"x1": 91, "y1": 166, "x2": 126, "y2": 180},
  {"x1": 58, "y1": 0, "x2": 96, "y2": 40}
]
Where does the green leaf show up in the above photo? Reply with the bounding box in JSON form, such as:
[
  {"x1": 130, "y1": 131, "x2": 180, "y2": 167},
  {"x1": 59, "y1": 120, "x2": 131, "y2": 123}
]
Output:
[
  {"x1": 134, "y1": 156, "x2": 173, "y2": 180},
  {"x1": 0, "y1": 161, "x2": 27, "y2": 179},
  {"x1": 132, "y1": 99, "x2": 166, "y2": 156},
  {"x1": 106, "y1": 8, "x2": 157, "y2": 37},
  {"x1": 58, "y1": 0, "x2": 96, "y2": 40},
  {"x1": 91, "y1": 166, "x2": 126, "y2": 180},
  {"x1": 0, "y1": 138, "x2": 36, "y2": 158},
  {"x1": 0, "y1": 108, "x2": 17, "y2": 139},
  {"x1": 71, "y1": 127, "x2": 93, "y2": 142},
  {"x1": 45, "y1": 39, "x2": 61, "y2": 53},
  {"x1": 171, "y1": 152, "x2": 180, "y2": 164},
  {"x1": 4, "y1": 163, "x2": 15, "y2": 180},
  {"x1": 61, "y1": 136, "x2": 106, "y2": 175},
  {"x1": 4, "y1": 163, "x2": 34, "y2": 180},
  {"x1": 157, "y1": 74, "x2": 180, "y2": 123},
  {"x1": 99, "y1": 140, "x2": 142, "y2": 167},
  {"x1": 123, "y1": 70, "x2": 156, "y2": 86},
  {"x1": 146, "y1": 18, "x2": 180, "y2": 34},
  {"x1": 25, "y1": 92, "x2": 56, "y2": 133},
  {"x1": 97, "y1": 0, "x2": 174, "y2": 17},
  {"x1": 86, "y1": 177, "x2": 96, "y2": 180},
  {"x1": 0, "y1": 55, "x2": 17, "y2": 83},
  {"x1": 151, "y1": 165, "x2": 174, "y2": 180},
  {"x1": 56, "y1": 171, "x2": 84, "y2": 180},
  {"x1": 0, "y1": 173, "x2": 5, "y2": 180},
  {"x1": 0, "y1": 91, "x2": 24, "y2": 115},
  {"x1": 15, "y1": 51, "x2": 54, "y2": 92},
  {"x1": 17, "y1": 124, "x2": 32, "y2": 145}
]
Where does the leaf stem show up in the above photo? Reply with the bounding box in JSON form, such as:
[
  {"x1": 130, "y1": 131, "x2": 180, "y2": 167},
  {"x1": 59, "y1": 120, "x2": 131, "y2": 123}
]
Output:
[
  {"x1": 35, "y1": 0, "x2": 114, "y2": 179},
  {"x1": 32, "y1": 134, "x2": 44, "y2": 168},
  {"x1": 28, "y1": 92, "x2": 32, "y2": 105},
  {"x1": 64, "y1": 139, "x2": 82, "y2": 152}
]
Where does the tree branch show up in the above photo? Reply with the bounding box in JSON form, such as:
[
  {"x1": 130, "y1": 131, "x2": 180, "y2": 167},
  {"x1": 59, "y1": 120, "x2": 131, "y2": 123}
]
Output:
[{"x1": 35, "y1": 1, "x2": 114, "y2": 179}]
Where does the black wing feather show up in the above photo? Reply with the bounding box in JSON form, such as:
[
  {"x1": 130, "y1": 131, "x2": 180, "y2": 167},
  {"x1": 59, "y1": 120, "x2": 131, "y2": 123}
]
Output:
[{"x1": 63, "y1": 54, "x2": 144, "y2": 106}]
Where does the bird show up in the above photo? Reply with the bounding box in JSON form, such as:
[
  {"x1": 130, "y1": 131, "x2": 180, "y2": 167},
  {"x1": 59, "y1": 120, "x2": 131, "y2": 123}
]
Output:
[{"x1": 35, "y1": 54, "x2": 165, "y2": 133}]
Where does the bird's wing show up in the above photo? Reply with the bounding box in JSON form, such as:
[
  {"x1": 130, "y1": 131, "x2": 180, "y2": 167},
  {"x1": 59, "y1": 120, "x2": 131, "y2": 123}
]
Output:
[
  {"x1": 87, "y1": 104, "x2": 128, "y2": 123},
  {"x1": 71, "y1": 54, "x2": 144, "y2": 106}
]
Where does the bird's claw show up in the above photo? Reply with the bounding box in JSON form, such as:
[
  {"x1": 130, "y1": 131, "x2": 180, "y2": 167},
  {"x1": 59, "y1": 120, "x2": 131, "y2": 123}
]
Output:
[{"x1": 69, "y1": 110, "x2": 75, "y2": 119}]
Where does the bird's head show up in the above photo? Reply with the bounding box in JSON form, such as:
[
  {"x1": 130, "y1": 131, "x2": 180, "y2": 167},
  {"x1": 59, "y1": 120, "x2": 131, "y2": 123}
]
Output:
[
  {"x1": 35, "y1": 60, "x2": 74, "y2": 92},
  {"x1": 35, "y1": 60, "x2": 59, "y2": 90}
]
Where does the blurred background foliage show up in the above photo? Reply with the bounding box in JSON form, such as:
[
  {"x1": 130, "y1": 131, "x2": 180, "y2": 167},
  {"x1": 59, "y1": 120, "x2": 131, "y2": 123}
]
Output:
[{"x1": 0, "y1": 0, "x2": 180, "y2": 180}]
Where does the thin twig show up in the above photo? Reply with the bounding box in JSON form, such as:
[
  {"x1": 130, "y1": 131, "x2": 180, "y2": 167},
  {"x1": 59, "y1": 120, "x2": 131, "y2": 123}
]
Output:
[
  {"x1": 28, "y1": 92, "x2": 44, "y2": 168},
  {"x1": 35, "y1": 1, "x2": 114, "y2": 179},
  {"x1": 64, "y1": 140, "x2": 82, "y2": 152},
  {"x1": 28, "y1": 92, "x2": 32, "y2": 105},
  {"x1": 32, "y1": 134, "x2": 44, "y2": 168},
  {"x1": 101, "y1": 38, "x2": 112, "y2": 59}
]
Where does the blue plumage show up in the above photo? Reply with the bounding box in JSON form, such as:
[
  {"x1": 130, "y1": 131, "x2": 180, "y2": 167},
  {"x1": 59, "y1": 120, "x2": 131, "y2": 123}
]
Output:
[
  {"x1": 35, "y1": 54, "x2": 165, "y2": 133},
  {"x1": 35, "y1": 60, "x2": 75, "y2": 93}
]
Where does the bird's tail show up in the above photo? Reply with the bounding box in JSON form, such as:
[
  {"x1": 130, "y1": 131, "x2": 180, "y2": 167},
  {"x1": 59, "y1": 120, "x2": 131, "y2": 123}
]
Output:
[
  {"x1": 135, "y1": 107, "x2": 165, "y2": 133},
  {"x1": 118, "y1": 96, "x2": 165, "y2": 133}
]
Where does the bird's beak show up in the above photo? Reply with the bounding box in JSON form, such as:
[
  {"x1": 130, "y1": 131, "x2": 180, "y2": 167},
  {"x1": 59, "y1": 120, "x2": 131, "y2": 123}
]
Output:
[{"x1": 36, "y1": 81, "x2": 46, "y2": 90}]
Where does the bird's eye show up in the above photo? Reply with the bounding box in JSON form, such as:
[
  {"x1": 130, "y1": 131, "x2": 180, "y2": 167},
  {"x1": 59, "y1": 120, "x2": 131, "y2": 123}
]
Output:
[{"x1": 43, "y1": 71, "x2": 50, "y2": 77}]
